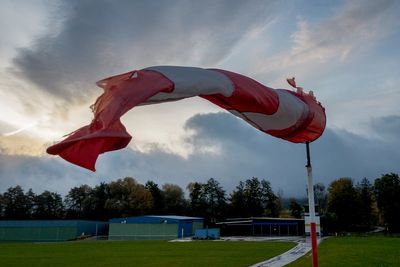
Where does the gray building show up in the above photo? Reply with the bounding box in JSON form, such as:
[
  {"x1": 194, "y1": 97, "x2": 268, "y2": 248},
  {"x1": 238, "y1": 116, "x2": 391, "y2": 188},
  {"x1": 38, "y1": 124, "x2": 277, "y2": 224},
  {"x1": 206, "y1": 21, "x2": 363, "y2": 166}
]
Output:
[
  {"x1": 109, "y1": 215, "x2": 204, "y2": 240},
  {"x1": 0, "y1": 220, "x2": 108, "y2": 242},
  {"x1": 217, "y1": 217, "x2": 305, "y2": 236}
]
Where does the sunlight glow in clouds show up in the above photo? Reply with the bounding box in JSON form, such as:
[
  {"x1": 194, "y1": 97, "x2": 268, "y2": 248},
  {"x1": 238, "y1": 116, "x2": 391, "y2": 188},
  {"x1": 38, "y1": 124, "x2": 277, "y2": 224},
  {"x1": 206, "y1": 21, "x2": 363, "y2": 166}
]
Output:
[
  {"x1": 1, "y1": 0, "x2": 399, "y2": 152},
  {"x1": 2, "y1": 122, "x2": 37, "y2": 137}
]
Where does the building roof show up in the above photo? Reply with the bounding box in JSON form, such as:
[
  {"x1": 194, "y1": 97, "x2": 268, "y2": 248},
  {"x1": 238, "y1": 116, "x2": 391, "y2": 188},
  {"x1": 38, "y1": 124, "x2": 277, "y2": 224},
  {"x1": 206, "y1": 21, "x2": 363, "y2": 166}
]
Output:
[
  {"x1": 0, "y1": 220, "x2": 106, "y2": 227},
  {"x1": 216, "y1": 217, "x2": 304, "y2": 225},
  {"x1": 146, "y1": 215, "x2": 203, "y2": 220},
  {"x1": 109, "y1": 215, "x2": 203, "y2": 224},
  {"x1": 224, "y1": 217, "x2": 304, "y2": 221}
]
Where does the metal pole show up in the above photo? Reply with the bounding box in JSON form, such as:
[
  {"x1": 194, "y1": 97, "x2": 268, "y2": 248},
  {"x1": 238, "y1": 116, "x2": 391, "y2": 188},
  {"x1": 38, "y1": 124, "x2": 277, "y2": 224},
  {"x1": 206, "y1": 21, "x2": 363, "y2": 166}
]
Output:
[{"x1": 306, "y1": 141, "x2": 319, "y2": 267}]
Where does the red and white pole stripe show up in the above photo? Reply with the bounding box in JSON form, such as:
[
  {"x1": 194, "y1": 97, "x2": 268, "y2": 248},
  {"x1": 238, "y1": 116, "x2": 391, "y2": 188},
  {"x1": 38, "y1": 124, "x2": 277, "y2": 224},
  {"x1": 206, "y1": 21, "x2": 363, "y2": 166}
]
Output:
[{"x1": 306, "y1": 142, "x2": 319, "y2": 267}]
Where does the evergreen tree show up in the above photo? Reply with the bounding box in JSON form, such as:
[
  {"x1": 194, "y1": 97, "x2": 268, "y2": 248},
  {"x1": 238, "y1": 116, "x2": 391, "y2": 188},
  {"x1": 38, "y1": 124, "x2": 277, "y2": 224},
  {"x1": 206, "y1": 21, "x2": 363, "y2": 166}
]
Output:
[
  {"x1": 356, "y1": 178, "x2": 376, "y2": 230},
  {"x1": 261, "y1": 179, "x2": 279, "y2": 217},
  {"x1": 65, "y1": 184, "x2": 93, "y2": 219},
  {"x1": 187, "y1": 182, "x2": 207, "y2": 217},
  {"x1": 90, "y1": 182, "x2": 111, "y2": 220},
  {"x1": 243, "y1": 177, "x2": 263, "y2": 216},
  {"x1": 289, "y1": 198, "x2": 303, "y2": 218},
  {"x1": 230, "y1": 177, "x2": 279, "y2": 218},
  {"x1": 229, "y1": 181, "x2": 246, "y2": 217},
  {"x1": 327, "y1": 178, "x2": 359, "y2": 231},
  {"x1": 203, "y1": 178, "x2": 226, "y2": 222},
  {"x1": 2, "y1": 186, "x2": 30, "y2": 219},
  {"x1": 145, "y1": 181, "x2": 165, "y2": 214},
  {"x1": 34, "y1": 191, "x2": 64, "y2": 219},
  {"x1": 374, "y1": 173, "x2": 400, "y2": 232}
]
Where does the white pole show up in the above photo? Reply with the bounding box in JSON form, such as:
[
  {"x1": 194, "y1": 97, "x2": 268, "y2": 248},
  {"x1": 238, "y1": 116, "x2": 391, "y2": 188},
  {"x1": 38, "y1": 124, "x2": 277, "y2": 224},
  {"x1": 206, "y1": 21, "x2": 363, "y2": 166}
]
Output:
[
  {"x1": 306, "y1": 142, "x2": 319, "y2": 267},
  {"x1": 307, "y1": 164, "x2": 316, "y2": 223}
]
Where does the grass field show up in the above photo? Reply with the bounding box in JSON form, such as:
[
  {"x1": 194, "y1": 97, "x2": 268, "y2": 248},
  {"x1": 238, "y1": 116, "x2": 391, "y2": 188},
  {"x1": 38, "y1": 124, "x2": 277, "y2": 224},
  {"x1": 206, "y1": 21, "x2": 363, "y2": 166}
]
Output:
[
  {"x1": 288, "y1": 236, "x2": 400, "y2": 267},
  {"x1": 0, "y1": 240, "x2": 294, "y2": 267}
]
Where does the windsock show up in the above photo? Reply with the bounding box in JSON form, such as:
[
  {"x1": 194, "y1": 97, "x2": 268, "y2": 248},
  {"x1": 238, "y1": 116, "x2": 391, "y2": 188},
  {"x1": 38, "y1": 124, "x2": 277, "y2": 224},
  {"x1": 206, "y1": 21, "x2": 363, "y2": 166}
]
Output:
[{"x1": 47, "y1": 66, "x2": 326, "y2": 171}]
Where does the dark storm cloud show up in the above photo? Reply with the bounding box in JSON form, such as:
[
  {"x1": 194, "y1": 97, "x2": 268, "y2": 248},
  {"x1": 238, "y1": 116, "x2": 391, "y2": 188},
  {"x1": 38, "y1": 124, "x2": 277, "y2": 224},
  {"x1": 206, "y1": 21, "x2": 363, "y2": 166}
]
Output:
[
  {"x1": 0, "y1": 153, "x2": 92, "y2": 195},
  {"x1": 1, "y1": 113, "x2": 399, "y2": 197},
  {"x1": 370, "y1": 115, "x2": 400, "y2": 143},
  {"x1": 183, "y1": 113, "x2": 400, "y2": 193},
  {"x1": 12, "y1": 0, "x2": 276, "y2": 102}
]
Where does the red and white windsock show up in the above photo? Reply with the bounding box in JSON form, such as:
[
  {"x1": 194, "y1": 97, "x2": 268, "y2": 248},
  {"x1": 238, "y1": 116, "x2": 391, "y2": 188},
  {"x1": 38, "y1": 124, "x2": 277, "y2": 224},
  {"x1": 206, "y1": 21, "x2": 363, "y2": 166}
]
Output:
[{"x1": 47, "y1": 66, "x2": 326, "y2": 171}]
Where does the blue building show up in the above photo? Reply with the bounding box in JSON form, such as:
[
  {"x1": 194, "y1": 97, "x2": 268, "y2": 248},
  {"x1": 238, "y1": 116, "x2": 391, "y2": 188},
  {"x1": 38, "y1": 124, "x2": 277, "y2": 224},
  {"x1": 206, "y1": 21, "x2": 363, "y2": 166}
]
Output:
[{"x1": 109, "y1": 215, "x2": 204, "y2": 240}]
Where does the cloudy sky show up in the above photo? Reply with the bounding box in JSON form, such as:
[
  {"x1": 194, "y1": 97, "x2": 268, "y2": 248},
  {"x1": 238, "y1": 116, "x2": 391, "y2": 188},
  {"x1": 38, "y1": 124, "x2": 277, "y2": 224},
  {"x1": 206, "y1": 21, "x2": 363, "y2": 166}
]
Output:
[{"x1": 0, "y1": 0, "x2": 399, "y2": 197}]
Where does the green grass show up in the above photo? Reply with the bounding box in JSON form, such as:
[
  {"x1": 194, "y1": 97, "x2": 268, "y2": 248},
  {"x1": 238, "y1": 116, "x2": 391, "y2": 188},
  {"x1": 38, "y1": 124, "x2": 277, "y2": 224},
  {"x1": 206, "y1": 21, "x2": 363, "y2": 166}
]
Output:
[
  {"x1": 288, "y1": 236, "x2": 400, "y2": 267},
  {"x1": 0, "y1": 240, "x2": 294, "y2": 267}
]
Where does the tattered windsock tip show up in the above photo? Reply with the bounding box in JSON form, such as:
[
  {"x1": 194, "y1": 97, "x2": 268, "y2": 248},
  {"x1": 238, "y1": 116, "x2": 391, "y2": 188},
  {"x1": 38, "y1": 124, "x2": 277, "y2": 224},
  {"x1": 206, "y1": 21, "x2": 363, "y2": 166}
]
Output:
[{"x1": 287, "y1": 77, "x2": 297, "y2": 88}]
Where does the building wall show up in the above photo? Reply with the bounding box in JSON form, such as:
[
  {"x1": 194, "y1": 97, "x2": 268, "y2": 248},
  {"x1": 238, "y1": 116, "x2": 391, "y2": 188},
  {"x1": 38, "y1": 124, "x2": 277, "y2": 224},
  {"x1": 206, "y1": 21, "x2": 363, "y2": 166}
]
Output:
[
  {"x1": 218, "y1": 218, "x2": 305, "y2": 237},
  {"x1": 191, "y1": 221, "x2": 203, "y2": 237},
  {"x1": 178, "y1": 221, "x2": 193, "y2": 238},
  {"x1": 174, "y1": 220, "x2": 204, "y2": 238},
  {"x1": 0, "y1": 220, "x2": 108, "y2": 242},
  {"x1": 109, "y1": 223, "x2": 178, "y2": 240},
  {"x1": 0, "y1": 226, "x2": 77, "y2": 242},
  {"x1": 109, "y1": 216, "x2": 204, "y2": 239},
  {"x1": 77, "y1": 221, "x2": 109, "y2": 236}
]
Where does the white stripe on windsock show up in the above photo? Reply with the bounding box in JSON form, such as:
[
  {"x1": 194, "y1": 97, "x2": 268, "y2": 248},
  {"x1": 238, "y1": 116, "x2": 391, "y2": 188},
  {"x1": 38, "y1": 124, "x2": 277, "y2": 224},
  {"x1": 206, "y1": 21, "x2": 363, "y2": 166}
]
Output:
[
  {"x1": 240, "y1": 90, "x2": 309, "y2": 131},
  {"x1": 144, "y1": 66, "x2": 234, "y2": 104}
]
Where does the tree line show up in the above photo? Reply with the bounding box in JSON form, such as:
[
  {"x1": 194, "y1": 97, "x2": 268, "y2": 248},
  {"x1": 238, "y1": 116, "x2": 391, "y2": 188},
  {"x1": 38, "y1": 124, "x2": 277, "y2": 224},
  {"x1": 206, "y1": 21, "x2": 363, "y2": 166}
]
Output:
[
  {"x1": 0, "y1": 173, "x2": 398, "y2": 233},
  {"x1": 288, "y1": 173, "x2": 400, "y2": 233},
  {"x1": 0, "y1": 177, "x2": 280, "y2": 226}
]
